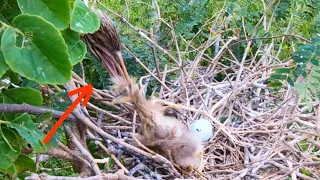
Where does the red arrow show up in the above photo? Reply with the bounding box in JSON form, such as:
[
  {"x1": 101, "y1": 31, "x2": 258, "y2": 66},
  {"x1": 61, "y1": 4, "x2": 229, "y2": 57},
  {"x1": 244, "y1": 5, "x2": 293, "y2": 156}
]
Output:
[{"x1": 43, "y1": 84, "x2": 93, "y2": 144}]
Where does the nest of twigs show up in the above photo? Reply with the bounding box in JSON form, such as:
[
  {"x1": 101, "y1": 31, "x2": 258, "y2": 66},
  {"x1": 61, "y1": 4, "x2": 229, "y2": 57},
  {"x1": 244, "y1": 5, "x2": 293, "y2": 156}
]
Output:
[{"x1": 64, "y1": 5, "x2": 320, "y2": 180}]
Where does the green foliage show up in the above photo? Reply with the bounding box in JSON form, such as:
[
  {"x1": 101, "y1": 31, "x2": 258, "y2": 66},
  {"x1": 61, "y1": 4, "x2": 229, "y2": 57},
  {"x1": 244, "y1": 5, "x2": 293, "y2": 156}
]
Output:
[
  {"x1": 295, "y1": 0, "x2": 320, "y2": 21},
  {"x1": 70, "y1": 0, "x2": 100, "y2": 33},
  {"x1": 0, "y1": 50, "x2": 8, "y2": 78},
  {"x1": 300, "y1": 168, "x2": 312, "y2": 177},
  {"x1": 39, "y1": 158, "x2": 77, "y2": 176},
  {"x1": 17, "y1": 0, "x2": 71, "y2": 30},
  {"x1": 1, "y1": 87, "x2": 43, "y2": 121},
  {"x1": 11, "y1": 155, "x2": 36, "y2": 177},
  {"x1": 0, "y1": 127, "x2": 21, "y2": 171},
  {"x1": 0, "y1": 0, "x2": 100, "y2": 177},
  {"x1": 159, "y1": 0, "x2": 214, "y2": 39},
  {"x1": 270, "y1": 35, "x2": 320, "y2": 107},
  {"x1": 0, "y1": 114, "x2": 45, "y2": 178},
  {"x1": 274, "y1": 0, "x2": 291, "y2": 21},
  {"x1": 76, "y1": 57, "x2": 110, "y2": 89},
  {"x1": 0, "y1": 0, "x2": 99, "y2": 85},
  {"x1": 2, "y1": 15, "x2": 72, "y2": 84},
  {"x1": 7, "y1": 113, "x2": 47, "y2": 152},
  {"x1": 61, "y1": 28, "x2": 87, "y2": 65},
  {"x1": 220, "y1": 0, "x2": 320, "y2": 105},
  {"x1": 2, "y1": 87, "x2": 43, "y2": 106},
  {"x1": 2, "y1": 154, "x2": 35, "y2": 178}
]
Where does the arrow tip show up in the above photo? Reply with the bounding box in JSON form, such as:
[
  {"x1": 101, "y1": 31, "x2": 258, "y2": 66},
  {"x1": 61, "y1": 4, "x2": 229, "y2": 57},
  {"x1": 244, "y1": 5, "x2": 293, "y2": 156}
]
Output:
[
  {"x1": 82, "y1": 84, "x2": 92, "y2": 106},
  {"x1": 43, "y1": 137, "x2": 50, "y2": 144},
  {"x1": 43, "y1": 84, "x2": 93, "y2": 144},
  {"x1": 67, "y1": 84, "x2": 93, "y2": 106}
]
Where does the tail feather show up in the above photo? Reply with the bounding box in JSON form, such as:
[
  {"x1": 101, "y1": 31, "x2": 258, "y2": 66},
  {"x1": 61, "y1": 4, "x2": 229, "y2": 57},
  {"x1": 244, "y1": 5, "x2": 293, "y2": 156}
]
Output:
[{"x1": 82, "y1": 9, "x2": 130, "y2": 80}]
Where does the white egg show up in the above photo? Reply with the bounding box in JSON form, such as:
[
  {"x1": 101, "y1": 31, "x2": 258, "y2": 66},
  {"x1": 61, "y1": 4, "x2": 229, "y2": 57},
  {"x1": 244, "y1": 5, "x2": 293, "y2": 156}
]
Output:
[{"x1": 189, "y1": 118, "x2": 213, "y2": 142}]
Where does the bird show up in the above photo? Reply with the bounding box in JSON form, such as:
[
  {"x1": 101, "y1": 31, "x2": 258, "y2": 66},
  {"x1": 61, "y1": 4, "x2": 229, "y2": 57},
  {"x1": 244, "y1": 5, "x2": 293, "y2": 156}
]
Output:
[
  {"x1": 110, "y1": 76, "x2": 185, "y2": 140},
  {"x1": 82, "y1": 9, "x2": 204, "y2": 174},
  {"x1": 135, "y1": 127, "x2": 204, "y2": 173}
]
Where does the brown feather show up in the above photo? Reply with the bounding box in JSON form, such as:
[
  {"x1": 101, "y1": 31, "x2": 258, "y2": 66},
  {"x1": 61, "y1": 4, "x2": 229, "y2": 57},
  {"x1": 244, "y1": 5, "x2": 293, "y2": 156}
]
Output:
[{"x1": 82, "y1": 10, "x2": 129, "y2": 80}]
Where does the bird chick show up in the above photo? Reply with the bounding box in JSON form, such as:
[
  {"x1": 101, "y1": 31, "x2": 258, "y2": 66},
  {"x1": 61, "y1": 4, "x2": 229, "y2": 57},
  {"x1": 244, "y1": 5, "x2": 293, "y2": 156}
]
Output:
[
  {"x1": 111, "y1": 76, "x2": 204, "y2": 173},
  {"x1": 111, "y1": 76, "x2": 185, "y2": 140},
  {"x1": 152, "y1": 130, "x2": 204, "y2": 173}
]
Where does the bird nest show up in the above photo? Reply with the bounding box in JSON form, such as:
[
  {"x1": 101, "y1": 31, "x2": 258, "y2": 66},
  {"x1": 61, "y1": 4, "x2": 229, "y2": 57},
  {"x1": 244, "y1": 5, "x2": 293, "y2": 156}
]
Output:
[
  {"x1": 69, "y1": 6, "x2": 320, "y2": 180},
  {"x1": 70, "y1": 51, "x2": 320, "y2": 179}
]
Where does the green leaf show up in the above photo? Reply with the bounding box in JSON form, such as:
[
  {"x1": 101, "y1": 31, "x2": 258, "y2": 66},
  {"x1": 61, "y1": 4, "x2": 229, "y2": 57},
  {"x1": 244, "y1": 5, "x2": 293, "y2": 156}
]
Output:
[
  {"x1": 301, "y1": 168, "x2": 311, "y2": 177},
  {"x1": 300, "y1": 44, "x2": 315, "y2": 51},
  {"x1": 294, "y1": 50, "x2": 312, "y2": 56},
  {"x1": 0, "y1": 50, "x2": 9, "y2": 78},
  {"x1": 7, "y1": 70, "x2": 20, "y2": 84},
  {"x1": 1, "y1": 70, "x2": 19, "y2": 84},
  {"x1": 3, "y1": 87, "x2": 43, "y2": 106},
  {"x1": 17, "y1": 0, "x2": 71, "y2": 30},
  {"x1": 287, "y1": 77, "x2": 294, "y2": 86},
  {"x1": 1, "y1": 165, "x2": 15, "y2": 178},
  {"x1": 275, "y1": 68, "x2": 290, "y2": 74},
  {"x1": 310, "y1": 58, "x2": 319, "y2": 66},
  {"x1": 0, "y1": 127, "x2": 20, "y2": 170},
  {"x1": 294, "y1": 64, "x2": 306, "y2": 77},
  {"x1": 268, "y1": 81, "x2": 283, "y2": 88},
  {"x1": 44, "y1": 122, "x2": 64, "y2": 148},
  {"x1": 36, "y1": 112, "x2": 52, "y2": 123},
  {"x1": 1, "y1": 14, "x2": 72, "y2": 84},
  {"x1": 12, "y1": 154, "x2": 36, "y2": 175},
  {"x1": 292, "y1": 55, "x2": 308, "y2": 63},
  {"x1": 270, "y1": 74, "x2": 287, "y2": 80},
  {"x1": 7, "y1": 113, "x2": 47, "y2": 152},
  {"x1": 70, "y1": 0, "x2": 100, "y2": 33},
  {"x1": 61, "y1": 28, "x2": 87, "y2": 65},
  {"x1": 20, "y1": 78, "x2": 39, "y2": 90},
  {"x1": 1, "y1": 154, "x2": 35, "y2": 178}
]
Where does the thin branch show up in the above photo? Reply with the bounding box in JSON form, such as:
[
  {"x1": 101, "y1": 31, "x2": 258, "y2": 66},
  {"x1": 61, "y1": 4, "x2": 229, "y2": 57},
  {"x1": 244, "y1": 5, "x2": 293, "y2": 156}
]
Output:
[
  {"x1": 150, "y1": 28, "x2": 162, "y2": 79},
  {"x1": 0, "y1": 103, "x2": 76, "y2": 121},
  {"x1": 122, "y1": 44, "x2": 171, "y2": 91},
  {"x1": 25, "y1": 170, "x2": 138, "y2": 180},
  {"x1": 230, "y1": 34, "x2": 311, "y2": 47},
  {"x1": 65, "y1": 126, "x2": 102, "y2": 175}
]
